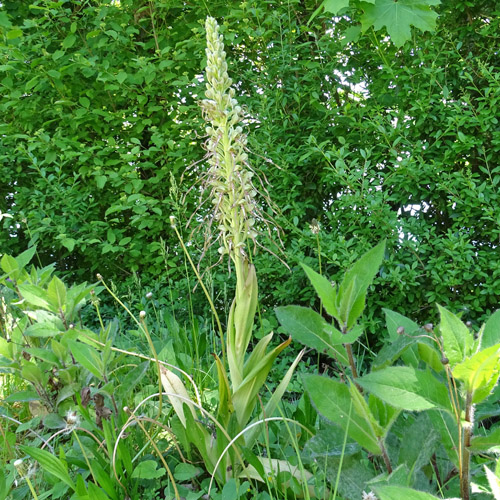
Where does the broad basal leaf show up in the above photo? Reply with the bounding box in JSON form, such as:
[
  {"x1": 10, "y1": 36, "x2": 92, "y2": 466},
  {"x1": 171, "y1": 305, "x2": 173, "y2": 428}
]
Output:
[{"x1": 361, "y1": 0, "x2": 440, "y2": 48}]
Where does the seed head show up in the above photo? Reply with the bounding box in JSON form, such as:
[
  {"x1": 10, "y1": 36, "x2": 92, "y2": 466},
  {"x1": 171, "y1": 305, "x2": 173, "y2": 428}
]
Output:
[{"x1": 397, "y1": 326, "x2": 405, "y2": 335}]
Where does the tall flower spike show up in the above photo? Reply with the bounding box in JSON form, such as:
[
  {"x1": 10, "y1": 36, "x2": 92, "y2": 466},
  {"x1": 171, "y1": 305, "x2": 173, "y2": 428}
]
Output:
[{"x1": 201, "y1": 17, "x2": 257, "y2": 261}]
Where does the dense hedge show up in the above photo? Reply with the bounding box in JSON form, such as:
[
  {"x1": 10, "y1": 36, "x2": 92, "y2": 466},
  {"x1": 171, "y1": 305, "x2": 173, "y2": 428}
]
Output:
[{"x1": 1, "y1": 0, "x2": 499, "y2": 340}]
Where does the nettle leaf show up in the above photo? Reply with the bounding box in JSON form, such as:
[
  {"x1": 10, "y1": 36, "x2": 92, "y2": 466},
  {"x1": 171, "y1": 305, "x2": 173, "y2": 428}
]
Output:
[{"x1": 361, "y1": 0, "x2": 440, "y2": 48}]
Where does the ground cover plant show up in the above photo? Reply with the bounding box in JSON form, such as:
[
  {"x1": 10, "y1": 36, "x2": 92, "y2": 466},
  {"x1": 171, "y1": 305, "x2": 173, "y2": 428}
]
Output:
[{"x1": 1, "y1": 1, "x2": 500, "y2": 500}]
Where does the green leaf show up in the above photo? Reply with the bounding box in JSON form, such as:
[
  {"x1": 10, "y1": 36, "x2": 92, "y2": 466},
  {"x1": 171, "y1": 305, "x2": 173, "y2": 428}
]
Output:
[
  {"x1": 245, "y1": 349, "x2": 304, "y2": 447},
  {"x1": 79, "y1": 96, "x2": 90, "y2": 108},
  {"x1": 16, "y1": 246, "x2": 37, "y2": 269},
  {"x1": 173, "y1": 463, "x2": 201, "y2": 481},
  {"x1": 107, "y1": 228, "x2": 116, "y2": 244},
  {"x1": 61, "y1": 34, "x2": 76, "y2": 49},
  {"x1": 118, "y1": 361, "x2": 150, "y2": 396},
  {"x1": 372, "y1": 333, "x2": 419, "y2": 369},
  {"x1": 361, "y1": 0, "x2": 440, "y2": 48},
  {"x1": 337, "y1": 240, "x2": 385, "y2": 329},
  {"x1": 25, "y1": 322, "x2": 61, "y2": 337},
  {"x1": 374, "y1": 485, "x2": 444, "y2": 500},
  {"x1": 438, "y1": 304, "x2": 473, "y2": 367},
  {"x1": 357, "y1": 366, "x2": 452, "y2": 412},
  {"x1": 116, "y1": 71, "x2": 128, "y2": 84},
  {"x1": 341, "y1": 25, "x2": 362, "y2": 46},
  {"x1": 18, "y1": 284, "x2": 51, "y2": 309},
  {"x1": 427, "y1": 409, "x2": 459, "y2": 466},
  {"x1": 418, "y1": 341, "x2": 444, "y2": 372},
  {"x1": 275, "y1": 305, "x2": 348, "y2": 363},
  {"x1": 484, "y1": 465, "x2": 500, "y2": 499},
  {"x1": 301, "y1": 262, "x2": 338, "y2": 319},
  {"x1": 348, "y1": 380, "x2": 384, "y2": 437},
  {"x1": 482, "y1": 310, "x2": 500, "y2": 349},
  {"x1": 7, "y1": 29, "x2": 23, "y2": 40},
  {"x1": 94, "y1": 175, "x2": 107, "y2": 188},
  {"x1": 0, "y1": 12, "x2": 13, "y2": 29},
  {"x1": 322, "y1": 0, "x2": 350, "y2": 14},
  {"x1": 61, "y1": 237, "x2": 76, "y2": 252},
  {"x1": 384, "y1": 308, "x2": 420, "y2": 341},
  {"x1": 302, "y1": 421, "x2": 361, "y2": 460},
  {"x1": 68, "y1": 340, "x2": 104, "y2": 379},
  {"x1": 3, "y1": 390, "x2": 39, "y2": 403},
  {"x1": 398, "y1": 413, "x2": 439, "y2": 480},
  {"x1": 452, "y1": 344, "x2": 500, "y2": 403},
  {"x1": 132, "y1": 460, "x2": 166, "y2": 479},
  {"x1": 21, "y1": 362, "x2": 44, "y2": 385},
  {"x1": 47, "y1": 69, "x2": 61, "y2": 79},
  {"x1": 1, "y1": 254, "x2": 20, "y2": 278},
  {"x1": 232, "y1": 335, "x2": 291, "y2": 428},
  {"x1": 303, "y1": 374, "x2": 382, "y2": 455},
  {"x1": 47, "y1": 276, "x2": 67, "y2": 311},
  {"x1": 20, "y1": 446, "x2": 75, "y2": 490},
  {"x1": 222, "y1": 478, "x2": 238, "y2": 500},
  {"x1": 43, "y1": 413, "x2": 66, "y2": 430},
  {"x1": 470, "y1": 426, "x2": 500, "y2": 454},
  {"x1": 368, "y1": 394, "x2": 400, "y2": 431},
  {"x1": 25, "y1": 347, "x2": 59, "y2": 365}
]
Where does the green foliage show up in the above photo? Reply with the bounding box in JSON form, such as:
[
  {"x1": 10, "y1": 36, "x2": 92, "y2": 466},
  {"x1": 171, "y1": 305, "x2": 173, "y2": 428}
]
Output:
[
  {"x1": 278, "y1": 245, "x2": 500, "y2": 499},
  {"x1": 317, "y1": 0, "x2": 440, "y2": 47},
  {"x1": 1, "y1": 3, "x2": 500, "y2": 499},
  {"x1": 1, "y1": 0, "x2": 499, "y2": 342}
]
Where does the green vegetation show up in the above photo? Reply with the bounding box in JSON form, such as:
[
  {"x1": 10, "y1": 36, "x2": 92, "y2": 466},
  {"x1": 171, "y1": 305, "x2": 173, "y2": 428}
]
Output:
[{"x1": 1, "y1": 1, "x2": 499, "y2": 499}]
